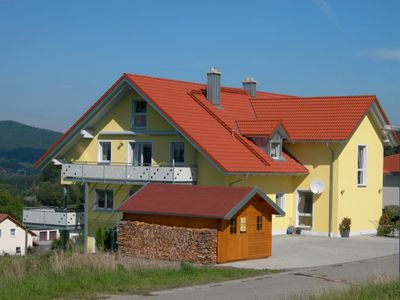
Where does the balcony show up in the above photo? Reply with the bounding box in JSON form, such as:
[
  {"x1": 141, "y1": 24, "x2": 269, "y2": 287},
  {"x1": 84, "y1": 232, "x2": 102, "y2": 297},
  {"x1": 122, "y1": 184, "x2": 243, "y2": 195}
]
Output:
[
  {"x1": 61, "y1": 162, "x2": 197, "y2": 184},
  {"x1": 23, "y1": 207, "x2": 84, "y2": 230}
]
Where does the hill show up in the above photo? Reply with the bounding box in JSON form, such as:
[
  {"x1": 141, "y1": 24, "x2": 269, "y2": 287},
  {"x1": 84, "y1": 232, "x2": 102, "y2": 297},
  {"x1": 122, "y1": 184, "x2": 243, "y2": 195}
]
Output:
[{"x1": 0, "y1": 121, "x2": 61, "y2": 171}]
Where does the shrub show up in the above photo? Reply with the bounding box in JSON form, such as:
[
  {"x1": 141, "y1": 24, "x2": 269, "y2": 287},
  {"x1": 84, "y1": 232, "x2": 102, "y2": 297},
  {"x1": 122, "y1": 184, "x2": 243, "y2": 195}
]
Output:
[
  {"x1": 339, "y1": 217, "x2": 351, "y2": 232},
  {"x1": 383, "y1": 205, "x2": 400, "y2": 223},
  {"x1": 377, "y1": 212, "x2": 396, "y2": 236}
]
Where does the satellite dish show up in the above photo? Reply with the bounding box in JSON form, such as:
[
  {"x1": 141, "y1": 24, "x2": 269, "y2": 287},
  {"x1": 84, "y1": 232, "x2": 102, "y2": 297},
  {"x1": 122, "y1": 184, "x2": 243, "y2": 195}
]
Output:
[{"x1": 310, "y1": 179, "x2": 325, "y2": 194}]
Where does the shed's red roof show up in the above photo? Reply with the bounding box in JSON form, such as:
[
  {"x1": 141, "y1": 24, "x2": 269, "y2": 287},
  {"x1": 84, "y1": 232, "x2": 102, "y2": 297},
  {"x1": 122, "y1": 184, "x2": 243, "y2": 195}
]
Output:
[
  {"x1": 384, "y1": 153, "x2": 400, "y2": 174},
  {"x1": 117, "y1": 183, "x2": 283, "y2": 219}
]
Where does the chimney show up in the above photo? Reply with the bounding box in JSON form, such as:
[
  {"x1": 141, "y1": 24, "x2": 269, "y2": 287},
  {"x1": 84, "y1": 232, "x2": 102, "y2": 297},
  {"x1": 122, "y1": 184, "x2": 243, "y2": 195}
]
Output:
[
  {"x1": 242, "y1": 77, "x2": 257, "y2": 98},
  {"x1": 207, "y1": 67, "x2": 221, "y2": 106}
]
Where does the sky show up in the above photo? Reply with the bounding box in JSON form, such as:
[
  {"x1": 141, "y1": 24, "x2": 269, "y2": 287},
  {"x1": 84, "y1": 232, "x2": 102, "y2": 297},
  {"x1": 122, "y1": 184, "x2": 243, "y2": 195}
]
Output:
[{"x1": 0, "y1": 0, "x2": 399, "y2": 132}]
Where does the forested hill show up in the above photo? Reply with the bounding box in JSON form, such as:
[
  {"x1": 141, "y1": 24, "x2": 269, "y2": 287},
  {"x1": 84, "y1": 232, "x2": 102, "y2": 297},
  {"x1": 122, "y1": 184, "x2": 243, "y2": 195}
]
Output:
[{"x1": 0, "y1": 120, "x2": 61, "y2": 171}]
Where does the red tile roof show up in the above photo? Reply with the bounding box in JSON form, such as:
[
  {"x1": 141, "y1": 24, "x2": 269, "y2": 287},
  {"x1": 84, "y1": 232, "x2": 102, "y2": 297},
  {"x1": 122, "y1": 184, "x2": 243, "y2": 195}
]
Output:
[
  {"x1": 251, "y1": 96, "x2": 377, "y2": 141},
  {"x1": 117, "y1": 183, "x2": 283, "y2": 219},
  {"x1": 34, "y1": 72, "x2": 396, "y2": 174},
  {"x1": 384, "y1": 154, "x2": 400, "y2": 174},
  {"x1": 0, "y1": 213, "x2": 8, "y2": 223},
  {"x1": 236, "y1": 119, "x2": 286, "y2": 137},
  {"x1": 125, "y1": 74, "x2": 307, "y2": 174}
]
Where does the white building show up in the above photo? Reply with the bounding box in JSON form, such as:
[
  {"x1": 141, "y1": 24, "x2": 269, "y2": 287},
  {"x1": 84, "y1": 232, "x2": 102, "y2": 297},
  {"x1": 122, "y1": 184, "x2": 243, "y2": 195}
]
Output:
[{"x1": 0, "y1": 214, "x2": 35, "y2": 255}]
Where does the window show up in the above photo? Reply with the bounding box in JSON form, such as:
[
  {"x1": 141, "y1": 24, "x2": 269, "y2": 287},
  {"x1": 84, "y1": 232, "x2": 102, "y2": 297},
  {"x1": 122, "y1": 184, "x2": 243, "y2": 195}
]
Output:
[
  {"x1": 357, "y1": 145, "x2": 367, "y2": 186},
  {"x1": 230, "y1": 219, "x2": 237, "y2": 234},
  {"x1": 276, "y1": 193, "x2": 285, "y2": 211},
  {"x1": 256, "y1": 216, "x2": 263, "y2": 231},
  {"x1": 270, "y1": 133, "x2": 282, "y2": 160},
  {"x1": 239, "y1": 217, "x2": 247, "y2": 233},
  {"x1": 0, "y1": 229, "x2": 2, "y2": 238},
  {"x1": 129, "y1": 142, "x2": 152, "y2": 166},
  {"x1": 131, "y1": 100, "x2": 147, "y2": 128},
  {"x1": 16, "y1": 247, "x2": 21, "y2": 255},
  {"x1": 98, "y1": 141, "x2": 111, "y2": 163},
  {"x1": 96, "y1": 190, "x2": 114, "y2": 210},
  {"x1": 10, "y1": 229, "x2": 16, "y2": 237},
  {"x1": 170, "y1": 142, "x2": 185, "y2": 165}
]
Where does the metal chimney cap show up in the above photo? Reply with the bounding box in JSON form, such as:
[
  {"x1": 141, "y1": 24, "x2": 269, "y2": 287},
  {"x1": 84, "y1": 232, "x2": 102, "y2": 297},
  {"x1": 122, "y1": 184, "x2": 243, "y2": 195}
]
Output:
[
  {"x1": 242, "y1": 77, "x2": 257, "y2": 83},
  {"x1": 208, "y1": 67, "x2": 222, "y2": 75}
]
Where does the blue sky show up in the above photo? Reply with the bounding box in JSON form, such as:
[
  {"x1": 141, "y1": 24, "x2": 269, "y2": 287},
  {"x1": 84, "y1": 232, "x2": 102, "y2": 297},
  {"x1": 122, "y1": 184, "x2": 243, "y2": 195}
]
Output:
[{"x1": 0, "y1": 0, "x2": 399, "y2": 132}]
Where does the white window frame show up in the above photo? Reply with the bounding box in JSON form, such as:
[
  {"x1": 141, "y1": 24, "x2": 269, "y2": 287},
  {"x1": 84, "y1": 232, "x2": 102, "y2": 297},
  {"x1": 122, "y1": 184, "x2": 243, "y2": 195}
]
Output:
[
  {"x1": 269, "y1": 132, "x2": 282, "y2": 160},
  {"x1": 275, "y1": 193, "x2": 285, "y2": 216},
  {"x1": 98, "y1": 141, "x2": 112, "y2": 164},
  {"x1": 357, "y1": 145, "x2": 367, "y2": 187},
  {"x1": 131, "y1": 100, "x2": 147, "y2": 129},
  {"x1": 10, "y1": 228, "x2": 16, "y2": 237},
  {"x1": 95, "y1": 189, "x2": 114, "y2": 211},
  {"x1": 169, "y1": 141, "x2": 185, "y2": 165},
  {"x1": 127, "y1": 141, "x2": 153, "y2": 166}
]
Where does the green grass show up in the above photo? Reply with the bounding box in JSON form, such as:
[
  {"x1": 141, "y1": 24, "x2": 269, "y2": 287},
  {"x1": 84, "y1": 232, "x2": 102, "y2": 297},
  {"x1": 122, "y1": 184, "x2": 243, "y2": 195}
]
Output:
[
  {"x1": 306, "y1": 281, "x2": 400, "y2": 300},
  {"x1": 0, "y1": 252, "x2": 272, "y2": 300}
]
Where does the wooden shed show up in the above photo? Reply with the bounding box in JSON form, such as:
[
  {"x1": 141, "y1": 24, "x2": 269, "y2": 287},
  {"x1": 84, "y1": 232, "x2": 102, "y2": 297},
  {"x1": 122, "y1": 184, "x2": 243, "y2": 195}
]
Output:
[{"x1": 117, "y1": 183, "x2": 284, "y2": 263}]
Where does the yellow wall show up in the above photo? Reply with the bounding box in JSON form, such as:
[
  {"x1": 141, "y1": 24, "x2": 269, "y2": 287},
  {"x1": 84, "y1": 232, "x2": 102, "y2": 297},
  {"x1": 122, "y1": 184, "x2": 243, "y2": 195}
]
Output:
[
  {"x1": 62, "y1": 86, "x2": 384, "y2": 240},
  {"x1": 335, "y1": 114, "x2": 383, "y2": 234},
  {"x1": 64, "y1": 90, "x2": 196, "y2": 166},
  {"x1": 86, "y1": 183, "x2": 141, "y2": 237}
]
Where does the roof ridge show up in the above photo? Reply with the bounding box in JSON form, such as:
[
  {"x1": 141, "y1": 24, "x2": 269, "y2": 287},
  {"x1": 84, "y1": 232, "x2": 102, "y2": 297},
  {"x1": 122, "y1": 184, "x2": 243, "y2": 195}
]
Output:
[
  {"x1": 187, "y1": 91, "x2": 270, "y2": 166},
  {"x1": 125, "y1": 73, "x2": 206, "y2": 87},
  {"x1": 253, "y1": 95, "x2": 377, "y2": 101}
]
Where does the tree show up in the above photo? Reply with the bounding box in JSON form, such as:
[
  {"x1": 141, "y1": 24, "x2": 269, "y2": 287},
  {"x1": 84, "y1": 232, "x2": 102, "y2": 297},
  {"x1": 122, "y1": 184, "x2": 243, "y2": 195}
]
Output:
[{"x1": 0, "y1": 184, "x2": 23, "y2": 221}]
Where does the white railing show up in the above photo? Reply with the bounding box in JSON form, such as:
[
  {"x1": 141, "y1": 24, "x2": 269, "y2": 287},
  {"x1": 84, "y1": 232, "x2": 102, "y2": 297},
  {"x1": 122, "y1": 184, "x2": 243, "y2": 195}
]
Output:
[
  {"x1": 61, "y1": 162, "x2": 197, "y2": 183},
  {"x1": 23, "y1": 207, "x2": 84, "y2": 229}
]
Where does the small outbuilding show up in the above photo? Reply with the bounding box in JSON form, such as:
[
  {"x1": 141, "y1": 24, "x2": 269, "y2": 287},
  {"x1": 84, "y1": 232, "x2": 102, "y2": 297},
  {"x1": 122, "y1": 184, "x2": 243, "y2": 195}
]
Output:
[{"x1": 117, "y1": 183, "x2": 284, "y2": 263}]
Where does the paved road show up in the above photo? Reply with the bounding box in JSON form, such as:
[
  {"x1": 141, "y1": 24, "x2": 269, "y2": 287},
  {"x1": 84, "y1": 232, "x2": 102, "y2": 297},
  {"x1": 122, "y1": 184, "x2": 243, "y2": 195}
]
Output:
[
  {"x1": 106, "y1": 255, "x2": 399, "y2": 300},
  {"x1": 220, "y1": 235, "x2": 399, "y2": 269}
]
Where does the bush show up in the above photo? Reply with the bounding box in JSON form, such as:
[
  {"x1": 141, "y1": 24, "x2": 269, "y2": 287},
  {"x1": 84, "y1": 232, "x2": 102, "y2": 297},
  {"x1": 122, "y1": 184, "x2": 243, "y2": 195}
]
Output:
[
  {"x1": 377, "y1": 212, "x2": 396, "y2": 236},
  {"x1": 339, "y1": 217, "x2": 351, "y2": 232},
  {"x1": 95, "y1": 227, "x2": 110, "y2": 251},
  {"x1": 383, "y1": 205, "x2": 400, "y2": 223}
]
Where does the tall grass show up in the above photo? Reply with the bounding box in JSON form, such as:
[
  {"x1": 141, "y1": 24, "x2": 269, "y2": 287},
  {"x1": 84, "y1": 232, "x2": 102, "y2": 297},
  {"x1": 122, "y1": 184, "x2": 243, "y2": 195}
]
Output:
[
  {"x1": 0, "y1": 252, "x2": 270, "y2": 300},
  {"x1": 305, "y1": 280, "x2": 400, "y2": 300}
]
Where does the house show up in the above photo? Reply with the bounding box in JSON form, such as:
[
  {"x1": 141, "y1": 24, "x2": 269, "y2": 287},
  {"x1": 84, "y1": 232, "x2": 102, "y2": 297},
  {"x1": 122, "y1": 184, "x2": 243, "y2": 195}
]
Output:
[
  {"x1": 117, "y1": 183, "x2": 283, "y2": 263},
  {"x1": 0, "y1": 214, "x2": 35, "y2": 255},
  {"x1": 383, "y1": 153, "x2": 400, "y2": 207},
  {"x1": 34, "y1": 68, "x2": 399, "y2": 255},
  {"x1": 31, "y1": 229, "x2": 60, "y2": 243}
]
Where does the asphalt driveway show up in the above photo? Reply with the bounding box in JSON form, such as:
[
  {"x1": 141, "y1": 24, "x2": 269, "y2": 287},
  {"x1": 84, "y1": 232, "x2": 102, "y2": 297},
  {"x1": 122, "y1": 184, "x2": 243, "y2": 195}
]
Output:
[{"x1": 219, "y1": 235, "x2": 399, "y2": 269}]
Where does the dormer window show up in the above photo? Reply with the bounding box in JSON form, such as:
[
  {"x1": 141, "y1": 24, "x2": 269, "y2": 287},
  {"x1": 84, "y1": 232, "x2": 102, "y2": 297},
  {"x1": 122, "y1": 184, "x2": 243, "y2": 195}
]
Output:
[
  {"x1": 270, "y1": 132, "x2": 282, "y2": 160},
  {"x1": 131, "y1": 100, "x2": 147, "y2": 129}
]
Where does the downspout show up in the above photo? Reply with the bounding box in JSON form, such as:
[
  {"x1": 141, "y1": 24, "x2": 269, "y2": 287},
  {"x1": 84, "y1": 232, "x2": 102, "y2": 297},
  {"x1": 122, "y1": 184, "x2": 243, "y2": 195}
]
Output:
[{"x1": 326, "y1": 143, "x2": 335, "y2": 237}]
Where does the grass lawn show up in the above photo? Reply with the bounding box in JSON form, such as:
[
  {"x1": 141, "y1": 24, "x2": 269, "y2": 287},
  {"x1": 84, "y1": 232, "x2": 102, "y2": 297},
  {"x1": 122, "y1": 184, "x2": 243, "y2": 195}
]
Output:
[
  {"x1": 306, "y1": 280, "x2": 400, "y2": 300},
  {"x1": 0, "y1": 252, "x2": 273, "y2": 300}
]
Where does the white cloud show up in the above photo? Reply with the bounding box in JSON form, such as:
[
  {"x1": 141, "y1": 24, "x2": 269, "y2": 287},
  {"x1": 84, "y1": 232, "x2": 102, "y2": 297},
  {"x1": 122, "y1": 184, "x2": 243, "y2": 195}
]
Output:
[{"x1": 358, "y1": 48, "x2": 400, "y2": 61}]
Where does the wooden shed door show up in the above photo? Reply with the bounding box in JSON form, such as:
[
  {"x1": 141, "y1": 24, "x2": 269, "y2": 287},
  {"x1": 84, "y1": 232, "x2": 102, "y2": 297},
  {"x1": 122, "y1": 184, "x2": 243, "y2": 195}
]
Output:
[{"x1": 226, "y1": 216, "x2": 248, "y2": 261}]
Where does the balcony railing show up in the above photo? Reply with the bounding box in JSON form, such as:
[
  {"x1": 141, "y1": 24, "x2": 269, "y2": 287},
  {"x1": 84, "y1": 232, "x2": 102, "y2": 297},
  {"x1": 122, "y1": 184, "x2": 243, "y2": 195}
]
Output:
[
  {"x1": 61, "y1": 162, "x2": 197, "y2": 184},
  {"x1": 23, "y1": 207, "x2": 84, "y2": 230}
]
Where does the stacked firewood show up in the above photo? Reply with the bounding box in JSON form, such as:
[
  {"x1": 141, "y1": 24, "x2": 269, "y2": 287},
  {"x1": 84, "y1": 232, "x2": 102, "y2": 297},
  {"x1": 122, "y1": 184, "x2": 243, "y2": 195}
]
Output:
[{"x1": 118, "y1": 220, "x2": 218, "y2": 264}]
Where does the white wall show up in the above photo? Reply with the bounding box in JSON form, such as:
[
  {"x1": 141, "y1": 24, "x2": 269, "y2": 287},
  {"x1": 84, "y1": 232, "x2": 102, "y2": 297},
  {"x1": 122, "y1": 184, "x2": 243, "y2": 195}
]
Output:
[
  {"x1": 0, "y1": 219, "x2": 33, "y2": 255},
  {"x1": 383, "y1": 174, "x2": 400, "y2": 207}
]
